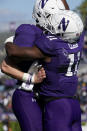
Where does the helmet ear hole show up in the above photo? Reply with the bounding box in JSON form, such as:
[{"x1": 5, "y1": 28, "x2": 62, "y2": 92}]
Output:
[{"x1": 36, "y1": 19, "x2": 39, "y2": 23}]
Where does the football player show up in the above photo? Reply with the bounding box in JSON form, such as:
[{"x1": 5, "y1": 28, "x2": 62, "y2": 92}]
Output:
[
  {"x1": 5, "y1": 14, "x2": 84, "y2": 131},
  {"x1": 1, "y1": 0, "x2": 70, "y2": 131}
]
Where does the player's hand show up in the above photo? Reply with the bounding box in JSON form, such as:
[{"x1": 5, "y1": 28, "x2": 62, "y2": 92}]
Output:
[{"x1": 33, "y1": 67, "x2": 46, "y2": 84}]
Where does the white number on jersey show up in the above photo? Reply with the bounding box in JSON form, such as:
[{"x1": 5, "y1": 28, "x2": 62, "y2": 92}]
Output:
[{"x1": 66, "y1": 52, "x2": 80, "y2": 76}]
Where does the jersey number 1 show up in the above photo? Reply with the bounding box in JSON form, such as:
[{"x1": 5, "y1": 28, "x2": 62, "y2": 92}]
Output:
[{"x1": 66, "y1": 52, "x2": 80, "y2": 76}]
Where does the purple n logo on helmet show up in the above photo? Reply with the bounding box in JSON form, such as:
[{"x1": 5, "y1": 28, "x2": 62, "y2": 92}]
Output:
[
  {"x1": 58, "y1": 17, "x2": 70, "y2": 32},
  {"x1": 41, "y1": 0, "x2": 48, "y2": 8}
]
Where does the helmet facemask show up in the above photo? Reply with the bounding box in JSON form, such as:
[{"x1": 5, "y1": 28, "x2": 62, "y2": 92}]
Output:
[
  {"x1": 33, "y1": 0, "x2": 83, "y2": 43},
  {"x1": 32, "y1": 0, "x2": 65, "y2": 29}
]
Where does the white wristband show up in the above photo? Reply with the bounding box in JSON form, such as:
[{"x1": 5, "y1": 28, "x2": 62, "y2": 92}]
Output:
[{"x1": 22, "y1": 73, "x2": 31, "y2": 83}]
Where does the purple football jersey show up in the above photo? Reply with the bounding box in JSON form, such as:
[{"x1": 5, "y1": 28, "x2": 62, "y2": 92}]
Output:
[
  {"x1": 14, "y1": 24, "x2": 42, "y2": 47},
  {"x1": 35, "y1": 32, "x2": 85, "y2": 97},
  {"x1": 13, "y1": 24, "x2": 42, "y2": 84}
]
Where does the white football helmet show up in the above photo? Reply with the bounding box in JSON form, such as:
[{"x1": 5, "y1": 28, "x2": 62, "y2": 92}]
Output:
[
  {"x1": 33, "y1": 0, "x2": 83, "y2": 43},
  {"x1": 47, "y1": 10, "x2": 84, "y2": 42},
  {"x1": 33, "y1": 0, "x2": 65, "y2": 27}
]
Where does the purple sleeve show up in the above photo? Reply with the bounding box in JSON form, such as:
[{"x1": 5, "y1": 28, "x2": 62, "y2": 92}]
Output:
[
  {"x1": 35, "y1": 36, "x2": 58, "y2": 56},
  {"x1": 79, "y1": 31, "x2": 85, "y2": 49},
  {"x1": 13, "y1": 24, "x2": 37, "y2": 47}
]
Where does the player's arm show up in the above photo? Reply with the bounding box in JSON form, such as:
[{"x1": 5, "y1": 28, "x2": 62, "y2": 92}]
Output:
[
  {"x1": 1, "y1": 58, "x2": 24, "y2": 80},
  {"x1": 5, "y1": 42, "x2": 46, "y2": 60},
  {"x1": 61, "y1": 0, "x2": 70, "y2": 10},
  {"x1": 1, "y1": 57, "x2": 46, "y2": 84}
]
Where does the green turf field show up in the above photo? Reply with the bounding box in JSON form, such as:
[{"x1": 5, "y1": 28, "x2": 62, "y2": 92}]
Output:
[{"x1": 0, "y1": 121, "x2": 21, "y2": 131}]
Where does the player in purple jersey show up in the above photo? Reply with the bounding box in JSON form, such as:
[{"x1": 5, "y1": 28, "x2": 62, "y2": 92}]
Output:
[
  {"x1": 2, "y1": 0, "x2": 85, "y2": 131},
  {"x1": 4, "y1": 11, "x2": 85, "y2": 131},
  {"x1": 2, "y1": 25, "x2": 46, "y2": 131},
  {"x1": 1, "y1": 1, "x2": 70, "y2": 131}
]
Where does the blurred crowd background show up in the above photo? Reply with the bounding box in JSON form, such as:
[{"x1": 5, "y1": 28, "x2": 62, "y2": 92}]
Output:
[{"x1": 0, "y1": 0, "x2": 87, "y2": 131}]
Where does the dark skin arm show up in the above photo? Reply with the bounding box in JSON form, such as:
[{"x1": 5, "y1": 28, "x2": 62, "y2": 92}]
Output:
[
  {"x1": 61, "y1": 0, "x2": 70, "y2": 10},
  {"x1": 5, "y1": 42, "x2": 47, "y2": 61}
]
